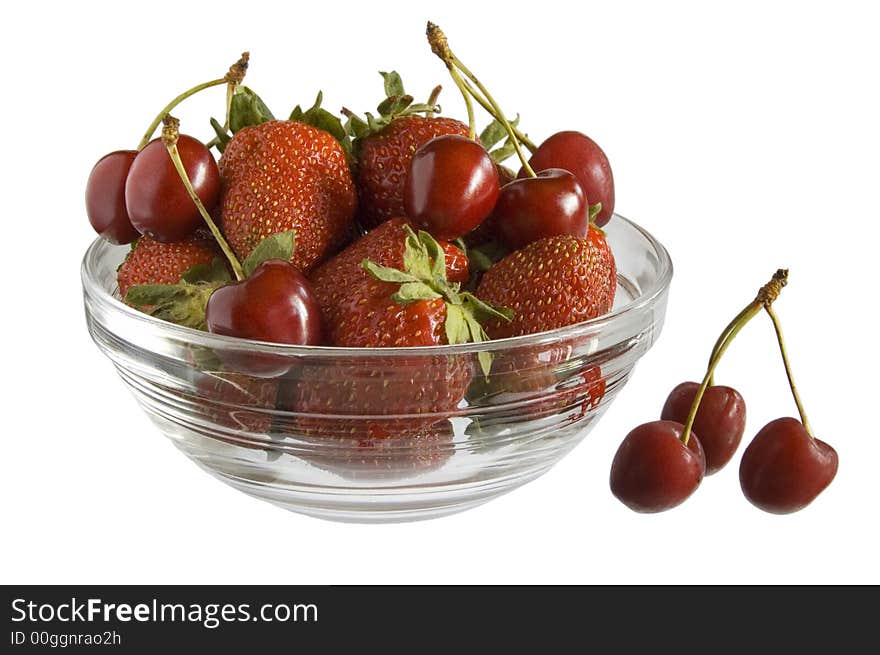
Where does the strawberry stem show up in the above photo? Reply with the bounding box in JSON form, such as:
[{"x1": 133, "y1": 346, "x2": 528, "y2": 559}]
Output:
[
  {"x1": 137, "y1": 52, "x2": 249, "y2": 151},
  {"x1": 681, "y1": 269, "x2": 788, "y2": 446},
  {"x1": 161, "y1": 115, "x2": 244, "y2": 281},
  {"x1": 426, "y1": 85, "x2": 443, "y2": 118},
  {"x1": 765, "y1": 303, "x2": 813, "y2": 437}
]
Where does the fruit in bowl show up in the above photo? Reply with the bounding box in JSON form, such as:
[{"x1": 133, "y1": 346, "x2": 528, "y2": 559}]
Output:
[{"x1": 82, "y1": 27, "x2": 679, "y2": 522}]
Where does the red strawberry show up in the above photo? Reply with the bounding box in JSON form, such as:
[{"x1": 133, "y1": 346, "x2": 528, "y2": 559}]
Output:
[
  {"x1": 286, "y1": 417, "x2": 455, "y2": 481},
  {"x1": 309, "y1": 217, "x2": 468, "y2": 344},
  {"x1": 195, "y1": 370, "x2": 279, "y2": 437},
  {"x1": 355, "y1": 115, "x2": 470, "y2": 229},
  {"x1": 218, "y1": 120, "x2": 356, "y2": 272},
  {"x1": 284, "y1": 222, "x2": 509, "y2": 440},
  {"x1": 476, "y1": 226, "x2": 616, "y2": 339},
  {"x1": 117, "y1": 230, "x2": 222, "y2": 299}
]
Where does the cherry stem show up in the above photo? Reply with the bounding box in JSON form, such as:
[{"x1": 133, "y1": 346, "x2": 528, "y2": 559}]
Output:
[
  {"x1": 446, "y1": 65, "x2": 477, "y2": 139},
  {"x1": 138, "y1": 79, "x2": 226, "y2": 150},
  {"x1": 765, "y1": 304, "x2": 813, "y2": 437},
  {"x1": 426, "y1": 22, "x2": 537, "y2": 174},
  {"x1": 161, "y1": 115, "x2": 244, "y2": 281},
  {"x1": 137, "y1": 52, "x2": 249, "y2": 151},
  {"x1": 681, "y1": 269, "x2": 789, "y2": 445}
]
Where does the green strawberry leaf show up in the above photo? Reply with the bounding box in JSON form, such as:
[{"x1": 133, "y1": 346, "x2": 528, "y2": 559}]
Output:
[
  {"x1": 125, "y1": 284, "x2": 184, "y2": 307},
  {"x1": 589, "y1": 202, "x2": 603, "y2": 223},
  {"x1": 344, "y1": 114, "x2": 371, "y2": 140},
  {"x1": 417, "y1": 230, "x2": 449, "y2": 283},
  {"x1": 490, "y1": 139, "x2": 518, "y2": 164},
  {"x1": 377, "y1": 94, "x2": 414, "y2": 118},
  {"x1": 209, "y1": 118, "x2": 231, "y2": 153},
  {"x1": 380, "y1": 71, "x2": 405, "y2": 98},
  {"x1": 468, "y1": 248, "x2": 495, "y2": 274},
  {"x1": 362, "y1": 260, "x2": 421, "y2": 284},
  {"x1": 392, "y1": 281, "x2": 442, "y2": 304},
  {"x1": 461, "y1": 311, "x2": 494, "y2": 376},
  {"x1": 444, "y1": 304, "x2": 470, "y2": 345},
  {"x1": 401, "y1": 226, "x2": 433, "y2": 281},
  {"x1": 463, "y1": 292, "x2": 514, "y2": 323},
  {"x1": 229, "y1": 86, "x2": 275, "y2": 133},
  {"x1": 242, "y1": 230, "x2": 297, "y2": 277},
  {"x1": 290, "y1": 91, "x2": 352, "y2": 159},
  {"x1": 480, "y1": 118, "x2": 508, "y2": 151},
  {"x1": 180, "y1": 258, "x2": 233, "y2": 284},
  {"x1": 125, "y1": 280, "x2": 224, "y2": 331}
]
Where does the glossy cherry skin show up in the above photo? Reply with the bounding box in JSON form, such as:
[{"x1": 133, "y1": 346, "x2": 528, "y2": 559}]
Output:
[
  {"x1": 661, "y1": 382, "x2": 746, "y2": 475},
  {"x1": 493, "y1": 168, "x2": 589, "y2": 249},
  {"x1": 125, "y1": 135, "x2": 220, "y2": 242},
  {"x1": 739, "y1": 417, "x2": 838, "y2": 514},
  {"x1": 206, "y1": 260, "x2": 323, "y2": 376},
  {"x1": 404, "y1": 135, "x2": 500, "y2": 240},
  {"x1": 610, "y1": 420, "x2": 706, "y2": 513},
  {"x1": 520, "y1": 131, "x2": 615, "y2": 227},
  {"x1": 86, "y1": 150, "x2": 140, "y2": 244}
]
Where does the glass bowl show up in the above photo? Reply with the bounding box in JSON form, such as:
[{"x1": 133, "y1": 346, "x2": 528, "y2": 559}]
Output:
[{"x1": 82, "y1": 215, "x2": 672, "y2": 523}]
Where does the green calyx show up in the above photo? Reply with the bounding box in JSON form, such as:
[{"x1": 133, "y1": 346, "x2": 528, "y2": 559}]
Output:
[
  {"x1": 125, "y1": 230, "x2": 297, "y2": 330},
  {"x1": 208, "y1": 86, "x2": 351, "y2": 157},
  {"x1": 125, "y1": 258, "x2": 233, "y2": 331},
  {"x1": 289, "y1": 91, "x2": 352, "y2": 159},
  {"x1": 361, "y1": 226, "x2": 512, "y2": 375},
  {"x1": 479, "y1": 116, "x2": 529, "y2": 165},
  {"x1": 242, "y1": 229, "x2": 296, "y2": 276},
  {"x1": 343, "y1": 70, "x2": 443, "y2": 144}
]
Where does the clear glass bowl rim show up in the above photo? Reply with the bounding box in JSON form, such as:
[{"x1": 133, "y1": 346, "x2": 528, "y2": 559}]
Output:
[{"x1": 81, "y1": 213, "x2": 673, "y2": 358}]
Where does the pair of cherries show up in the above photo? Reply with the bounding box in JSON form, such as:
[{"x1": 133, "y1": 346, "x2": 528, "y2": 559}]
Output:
[
  {"x1": 405, "y1": 130, "x2": 613, "y2": 245},
  {"x1": 86, "y1": 56, "x2": 323, "y2": 363},
  {"x1": 86, "y1": 135, "x2": 220, "y2": 245},
  {"x1": 610, "y1": 270, "x2": 838, "y2": 515},
  {"x1": 406, "y1": 23, "x2": 614, "y2": 247},
  {"x1": 86, "y1": 54, "x2": 252, "y2": 246}
]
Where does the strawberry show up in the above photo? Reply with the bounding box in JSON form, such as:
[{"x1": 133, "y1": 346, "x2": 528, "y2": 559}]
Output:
[
  {"x1": 287, "y1": 417, "x2": 455, "y2": 481},
  {"x1": 476, "y1": 226, "x2": 617, "y2": 339},
  {"x1": 344, "y1": 71, "x2": 469, "y2": 229},
  {"x1": 117, "y1": 230, "x2": 222, "y2": 298},
  {"x1": 309, "y1": 217, "x2": 468, "y2": 344},
  {"x1": 195, "y1": 370, "x2": 279, "y2": 437},
  {"x1": 355, "y1": 115, "x2": 469, "y2": 229},
  {"x1": 283, "y1": 221, "x2": 510, "y2": 440},
  {"x1": 218, "y1": 119, "x2": 356, "y2": 272}
]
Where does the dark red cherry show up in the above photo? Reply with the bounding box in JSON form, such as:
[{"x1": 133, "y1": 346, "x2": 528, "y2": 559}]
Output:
[
  {"x1": 493, "y1": 168, "x2": 589, "y2": 249},
  {"x1": 521, "y1": 131, "x2": 615, "y2": 227},
  {"x1": 206, "y1": 260, "x2": 323, "y2": 376},
  {"x1": 404, "y1": 135, "x2": 500, "y2": 240},
  {"x1": 125, "y1": 135, "x2": 220, "y2": 242},
  {"x1": 739, "y1": 417, "x2": 838, "y2": 514},
  {"x1": 86, "y1": 150, "x2": 140, "y2": 244},
  {"x1": 661, "y1": 382, "x2": 746, "y2": 475},
  {"x1": 610, "y1": 420, "x2": 706, "y2": 513}
]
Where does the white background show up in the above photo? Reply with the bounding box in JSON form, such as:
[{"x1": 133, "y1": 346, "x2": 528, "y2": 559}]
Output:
[{"x1": 2, "y1": 1, "x2": 878, "y2": 584}]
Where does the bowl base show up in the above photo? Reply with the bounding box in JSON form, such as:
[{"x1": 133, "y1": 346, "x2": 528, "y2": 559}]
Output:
[{"x1": 195, "y1": 459, "x2": 553, "y2": 524}]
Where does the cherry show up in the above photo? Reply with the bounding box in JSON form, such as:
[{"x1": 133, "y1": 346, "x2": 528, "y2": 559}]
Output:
[
  {"x1": 206, "y1": 259, "x2": 323, "y2": 347},
  {"x1": 125, "y1": 134, "x2": 221, "y2": 242},
  {"x1": 404, "y1": 135, "x2": 500, "y2": 240},
  {"x1": 493, "y1": 168, "x2": 589, "y2": 249},
  {"x1": 739, "y1": 417, "x2": 838, "y2": 514},
  {"x1": 86, "y1": 150, "x2": 140, "y2": 244},
  {"x1": 610, "y1": 421, "x2": 706, "y2": 513},
  {"x1": 661, "y1": 382, "x2": 746, "y2": 475},
  {"x1": 521, "y1": 131, "x2": 615, "y2": 227},
  {"x1": 206, "y1": 259, "x2": 322, "y2": 377}
]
